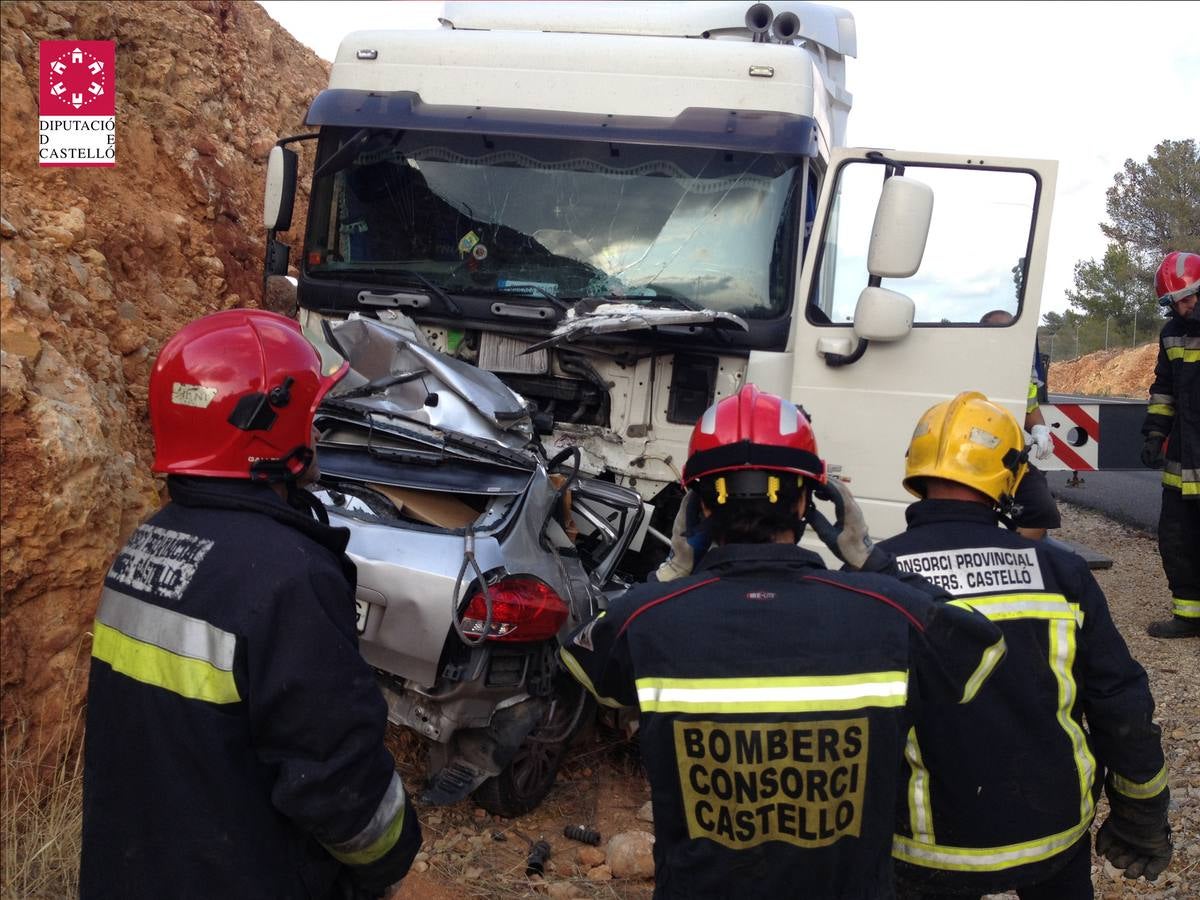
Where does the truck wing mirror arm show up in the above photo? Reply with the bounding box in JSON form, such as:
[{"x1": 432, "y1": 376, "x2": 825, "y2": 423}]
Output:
[{"x1": 822, "y1": 338, "x2": 870, "y2": 367}]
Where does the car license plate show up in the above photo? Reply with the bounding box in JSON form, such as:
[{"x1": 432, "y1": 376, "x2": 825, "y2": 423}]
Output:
[{"x1": 355, "y1": 599, "x2": 369, "y2": 634}]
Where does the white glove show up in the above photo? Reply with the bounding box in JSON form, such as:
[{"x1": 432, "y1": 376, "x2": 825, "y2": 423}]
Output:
[
  {"x1": 1029, "y1": 424, "x2": 1053, "y2": 461},
  {"x1": 654, "y1": 491, "x2": 708, "y2": 582}
]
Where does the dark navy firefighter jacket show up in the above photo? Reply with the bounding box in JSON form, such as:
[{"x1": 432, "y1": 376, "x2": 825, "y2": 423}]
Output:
[
  {"x1": 81, "y1": 477, "x2": 421, "y2": 899},
  {"x1": 561, "y1": 542, "x2": 1006, "y2": 899},
  {"x1": 880, "y1": 499, "x2": 1167, "y2": 895}
]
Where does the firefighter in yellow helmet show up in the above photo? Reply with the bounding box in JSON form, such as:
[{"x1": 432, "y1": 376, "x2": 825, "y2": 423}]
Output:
[{"x1": 878, "y1": 391, "x2": 1173, "y2": 899}]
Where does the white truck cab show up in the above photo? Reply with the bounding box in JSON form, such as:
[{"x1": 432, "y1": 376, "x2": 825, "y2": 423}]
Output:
[{"x1": 264, "y1": 1, "x2": 1057, "y2": 556}]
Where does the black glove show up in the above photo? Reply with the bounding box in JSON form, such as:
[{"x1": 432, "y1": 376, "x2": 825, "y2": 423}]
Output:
[
  {"x1": 806, "y1": 478, "x2": 893, "y2": 572},
  {"x1": 1095, "y1": 788, "x2": 1173, "y2": 882},
  {"x1": 1141, "y1": 434, "x2": 1166, "y2": 469}
]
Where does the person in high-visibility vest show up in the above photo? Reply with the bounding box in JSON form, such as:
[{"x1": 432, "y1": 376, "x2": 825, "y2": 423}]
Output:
[
  {"x1": 1141, "y1": 251, "x2": 1200, "y2": 638},
  {"x1": 561, "y1": 384, "x2": 1006, "y2": 899},
  {"x1": 81, "y1": 311, "x2": 421, "y2": 899},
  {"x1": 880, "y1": 391, "x2": 1172, "y2": 898}
]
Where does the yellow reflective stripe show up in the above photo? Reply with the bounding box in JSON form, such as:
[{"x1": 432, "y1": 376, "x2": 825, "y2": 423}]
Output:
[
  {"x1": 893, "y1": 815, "x2": 1092, "y2": 871},
  {"x1": 324, "y1": 773, "x2": 407, "y2": 866},
  {"x1": 635, "y1": 672, "x2": 908, "y2": 714},
  {"x1": 1173, "y1": 597, "x2": 1200, "y2": 619},
  {"x1": 1111, "y1": 766, "x2": 1168, "y2": 801},
  {"x1": 92, "y1": 620, "x2": 240, "y2": 704},
  {"x1": 1146, "y1": 404, "x2": 1174, "y2": 416},
  {"x1": 559, "y1": 647, "x2": 625, "y2": 709},
  {"x1": 1026, "y1": 381, "x2": 1038, "y2": 414},
  {"x1": 1162, "y1": 471, "x2": 1184, "y2": 490},
  {"x1": 1048, "y1": 619, "x2": 1096, "y2": 824},
  {"x1": 905, "y1": 727, "x2": 935, "y2": 845},
  {"x1": 960, "y1": 635, "x2": 1006, "y2": 704},
  {"x1": 949, "y1": 593, "x2": 1082, "y2": 625},
  {"x1": 1165, "y1": 347, "x2": 1200, "y2": 362}
]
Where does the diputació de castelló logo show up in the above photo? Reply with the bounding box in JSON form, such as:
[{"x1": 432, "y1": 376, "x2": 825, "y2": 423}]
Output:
[{"x1": 39, "y1": 40, "x2": 116, "y2": 167}]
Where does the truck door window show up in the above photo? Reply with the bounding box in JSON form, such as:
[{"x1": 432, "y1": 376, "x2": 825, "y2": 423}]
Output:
[
  {"x1": 808, "y1": 162, "x2": 1038, "y2": 325},
  {"x1": 305, "y1": 128, "x2": 805, "y2": 320}
]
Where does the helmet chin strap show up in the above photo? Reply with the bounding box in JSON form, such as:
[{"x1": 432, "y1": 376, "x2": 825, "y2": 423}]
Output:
[
  {"x1": 284, "y1": 480, "x2": 330, "y2": 525},
  {"x1": 248, "y1": 446, "x2": 313, "y2": 484},
  {"x1": 997, "y1": 494, "x2": 1023, "y2": 531}
]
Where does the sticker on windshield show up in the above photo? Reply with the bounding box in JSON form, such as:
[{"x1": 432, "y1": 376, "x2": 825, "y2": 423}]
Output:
[
  {"x1": 457, "y1": 230, "x2": 480, "y2": 253},
  {"x1": 498, "y1": 278, "x2": 559, "y2": 296},
  {"x1": 471, "y1": 243, "x2": 488, "y2": 260}
]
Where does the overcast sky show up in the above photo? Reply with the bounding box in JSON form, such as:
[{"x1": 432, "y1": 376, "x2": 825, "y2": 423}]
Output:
[{"x1": 257, "y1": 1, "x2": 1200, "y2": 317}]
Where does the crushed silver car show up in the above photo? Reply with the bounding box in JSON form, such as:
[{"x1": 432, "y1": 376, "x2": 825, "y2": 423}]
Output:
[{"x1": 310, "y1": 312, "x2": 646, "y2": 815}]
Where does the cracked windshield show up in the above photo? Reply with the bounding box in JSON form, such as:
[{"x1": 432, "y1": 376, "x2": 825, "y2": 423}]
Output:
[{"x1": 306, "y1": 128, "x2": 803, "y2": 317}]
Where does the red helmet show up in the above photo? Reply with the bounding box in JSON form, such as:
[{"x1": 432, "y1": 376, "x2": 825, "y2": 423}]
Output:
[
  {"x1": 149, "y1": 310, "x2": 347, "y2": 481},
  {"x1": 681, "y1": 384, "x2": 826, "y2": 504},
  {"x1": 1154, "y1": 251, "x2": 1200, "y2": 307}
]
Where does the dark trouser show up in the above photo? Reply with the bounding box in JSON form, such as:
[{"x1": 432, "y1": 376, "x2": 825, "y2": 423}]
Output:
[
  {"x1": 1159, "y1": 485, "x2": 1200, "y2": 621},
  {"x1": 895, "y1": 833, "x2": 1093, "y2": 900}
]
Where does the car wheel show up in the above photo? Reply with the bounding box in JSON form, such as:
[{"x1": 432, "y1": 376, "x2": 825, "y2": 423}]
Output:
[{"x1": 473, "y1": 679, "x2": 593, "y2": 817}]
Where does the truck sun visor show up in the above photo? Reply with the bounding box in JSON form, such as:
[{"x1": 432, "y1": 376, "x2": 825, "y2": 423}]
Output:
[{"x1": 306, "y1": 90, "x2": 820, "y2": 157}]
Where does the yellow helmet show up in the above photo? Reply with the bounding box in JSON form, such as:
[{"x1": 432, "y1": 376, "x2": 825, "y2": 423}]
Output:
[{"x1": 903, "y1": 391, "x2": 1029, "y2": 506}]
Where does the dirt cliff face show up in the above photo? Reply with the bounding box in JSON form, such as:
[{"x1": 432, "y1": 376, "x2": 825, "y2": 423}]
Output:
[
  {"x1": 1048, "y1": 341, "x2": 1158, "y2": 399},
  {"x1": 0, "y1": 0, "x2": 328, "y2": 753}
]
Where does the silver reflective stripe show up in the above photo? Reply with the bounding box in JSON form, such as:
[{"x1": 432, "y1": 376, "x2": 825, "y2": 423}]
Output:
[
  {"x1": 1111, "y1": 766, "x2": 1168, "y2": 800},
  {"x1": 96, "y1": 587, "x2": 236, "y2": 670},
  {"x1": 949, "y1": 593, "x2": 1080, "y2": 625},
  {"x1": 1049, "y1": 619, "x2": 1096, "y2": 824},
  {"x1": 328, "y1": 771, "x2": 406, "y2": 854},
  {"x1": 1148, "y1": 392, "x2": 1174, "y2": 406},
  {"x1": 635, "y1": 673, "x2": 908, "y2": 713},
  {"x1": 905, "y1": 728, "x2": 935, "y2": 843},
  {"x1": 893, "y1": 817, "x2": 1091, "y2": 870},
  {"x1": 960, "y1": 635, "x2": 1006, "y2": 704},
  {"x1": 1173, "y1": 597, "x2": 1200, "y2": 619},
  {"x1": 1162, "y1": 335, "x2": 1200, "y2": 350}
]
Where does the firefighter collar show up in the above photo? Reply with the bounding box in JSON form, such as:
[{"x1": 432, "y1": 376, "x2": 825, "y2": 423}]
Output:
[
  {"x1": 695, "y1": 542, "x2": 828, "y2": 574},
  {"x1": 904, "y1": 499, "x2": 1001, "y2": 530}
]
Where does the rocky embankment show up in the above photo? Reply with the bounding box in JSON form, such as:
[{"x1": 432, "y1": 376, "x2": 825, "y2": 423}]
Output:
[
  {"x1": 0, "y1": 0, "x2": 327, "y2": 755},
  {"x1": 1048, "y1": 342, "x2": 1157, "y2": 398}
]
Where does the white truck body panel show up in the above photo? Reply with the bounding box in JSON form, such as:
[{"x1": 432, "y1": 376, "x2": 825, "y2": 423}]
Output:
[
  {"x1": 332, "y1": 4, "x2": 851, "y2": 152},
  {"x1": 749, "y1": 147, "x2": 1058, "y2": 547}
]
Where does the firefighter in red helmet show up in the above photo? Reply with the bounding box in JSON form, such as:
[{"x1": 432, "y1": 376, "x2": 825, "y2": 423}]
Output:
[
  {"x1": 81, "y1": 310, "x2": 421, "y2": 899},
  {"x1": 561, "y1": 385, "x2": 1005, "y2": 899},
  {"x1": 1142, "y1": 251, "x2": 1200, "y2": 638}
]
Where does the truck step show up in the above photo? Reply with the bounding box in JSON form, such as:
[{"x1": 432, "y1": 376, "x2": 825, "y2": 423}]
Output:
[{"x1": 1044, "y1": 536, "x2": 1113, "y2": 571}]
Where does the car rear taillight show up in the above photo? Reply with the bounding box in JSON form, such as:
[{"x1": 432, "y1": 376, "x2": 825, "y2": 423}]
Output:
[{"x1": 461, "y1": 576, "x2": 568, "y2": 642}]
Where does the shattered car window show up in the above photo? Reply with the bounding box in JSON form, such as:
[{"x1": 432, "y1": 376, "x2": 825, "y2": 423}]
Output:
[{"x1": 305, "y1": 128, "x2": 803, "y2": 318}]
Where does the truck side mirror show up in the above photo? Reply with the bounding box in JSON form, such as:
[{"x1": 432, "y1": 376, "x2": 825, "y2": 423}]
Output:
[
  {"x1": 852, "y1": 286, "x2": 915, "y2": 341},
  {"x1": 867, "y1": 176, "x2": 933, "y2": 278},
  {"x1": 263, "y1": 146, "x2": 298, "y2": 231}
]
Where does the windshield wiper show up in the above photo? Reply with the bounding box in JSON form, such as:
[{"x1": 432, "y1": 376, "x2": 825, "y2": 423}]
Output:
[
  {"x1": 333, "y1": 266, "x2": 463, "y2": 315},
  {"x1": 558, "y1": 285, "x2": 705, "y2": 313},
  {"x1": 500, "y1": 282, "x2": 570, "y2": 311},
  {"x1": 334, "y1": 368, "x2": 427, "y2": 400}
]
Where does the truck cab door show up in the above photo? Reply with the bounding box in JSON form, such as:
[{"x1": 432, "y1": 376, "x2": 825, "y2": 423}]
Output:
[{"x1": 747, "y1": 148, "x2": 1057, "y2": 542}]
